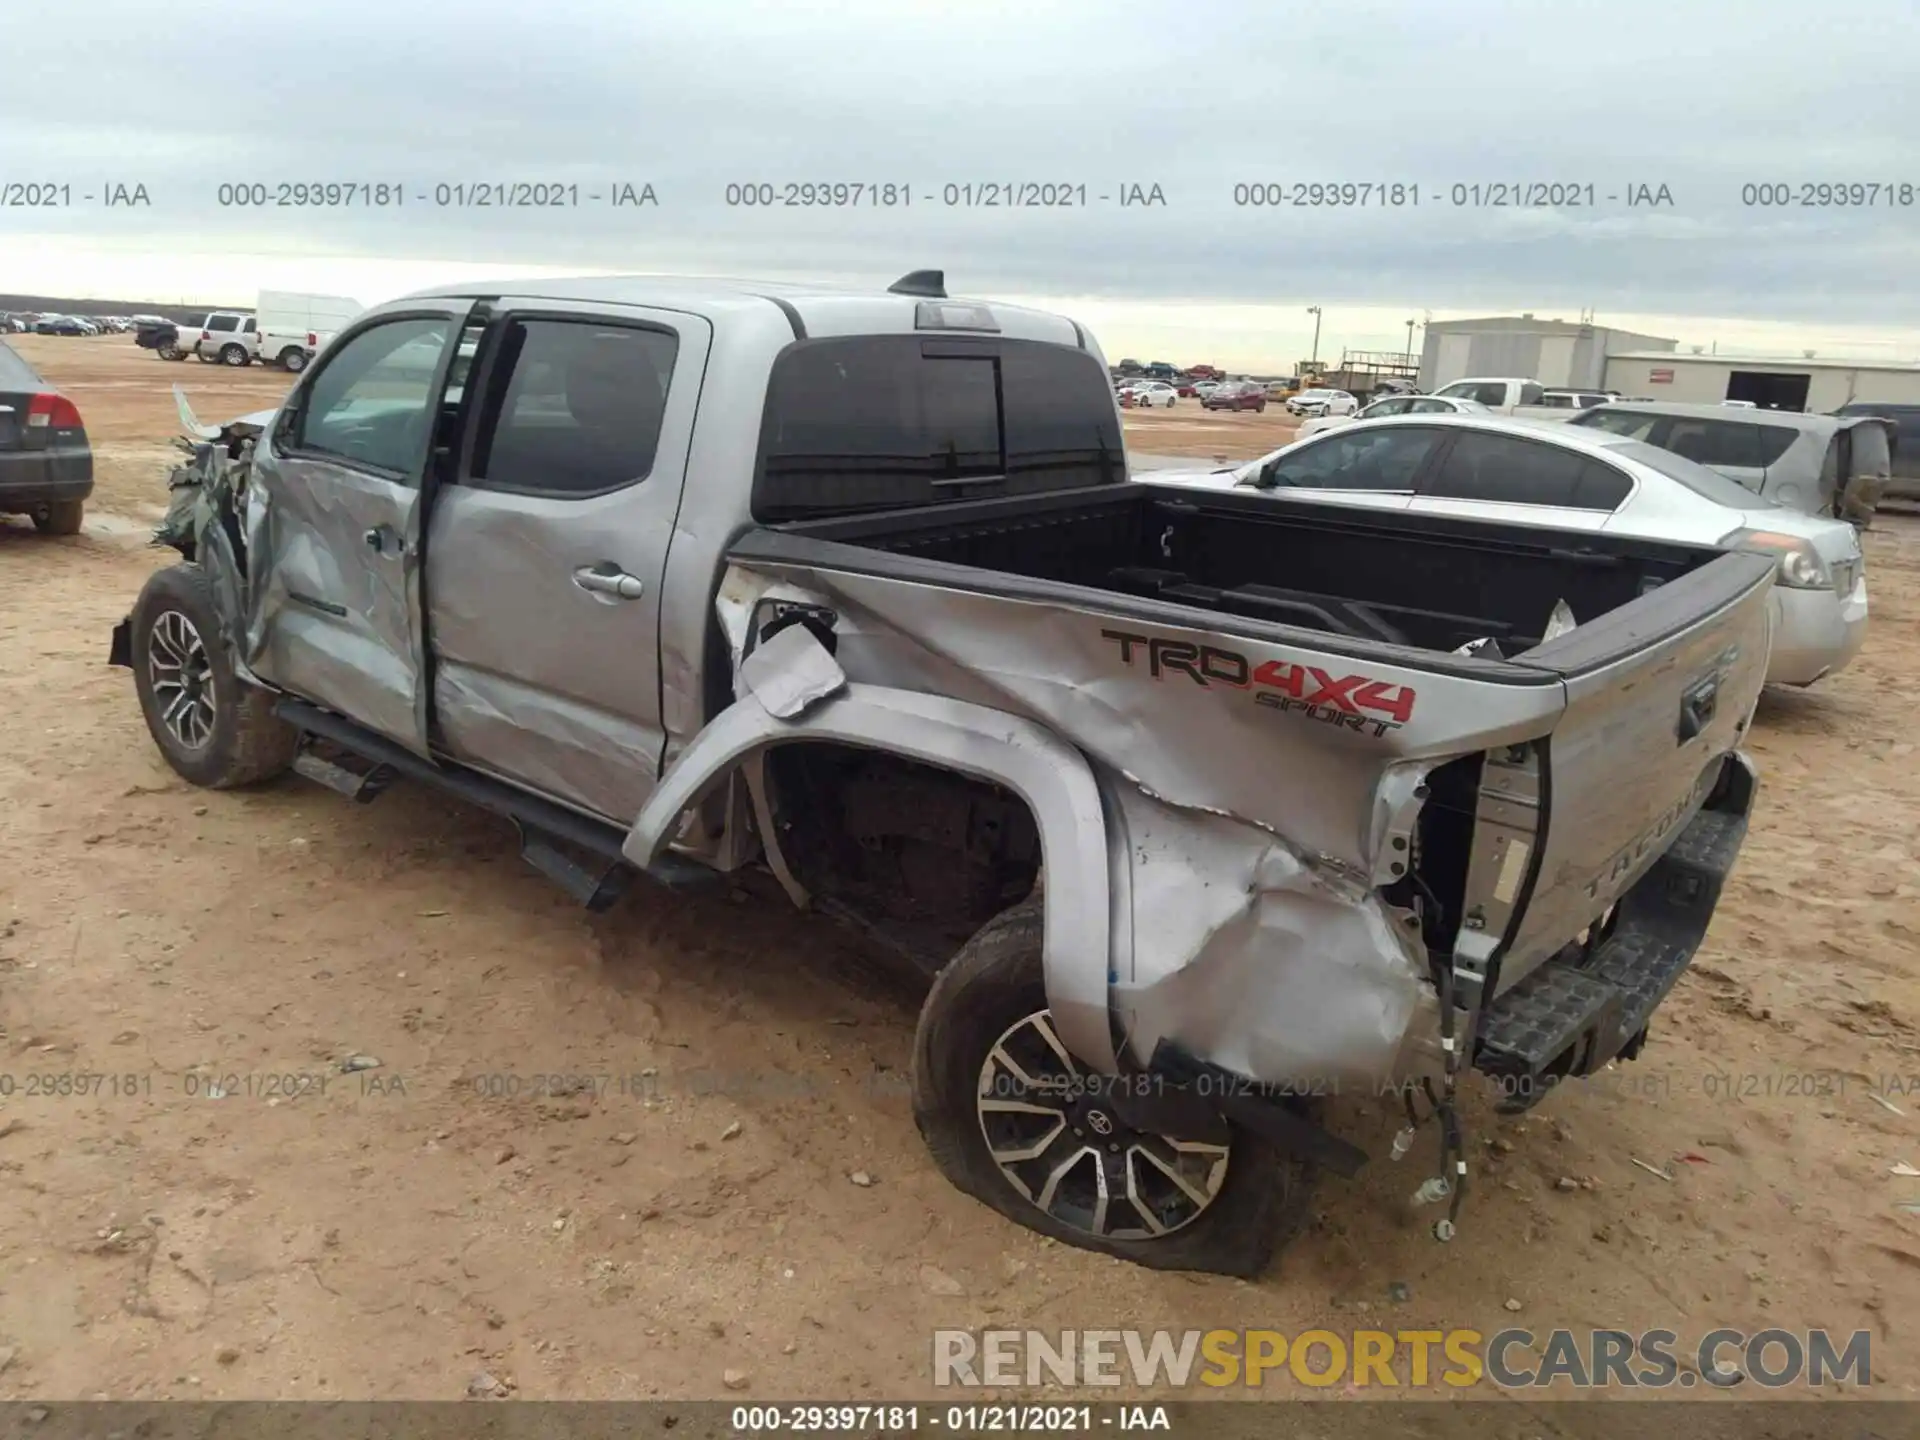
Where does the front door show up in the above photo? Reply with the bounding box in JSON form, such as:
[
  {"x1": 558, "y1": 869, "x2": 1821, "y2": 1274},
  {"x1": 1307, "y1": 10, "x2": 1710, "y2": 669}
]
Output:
[
  {"x1": 244, "y1": 304, "x2": 478, "y2": 751},
  {"x1": 423, "y1": 300, "x2": 711, "y2": 824}
]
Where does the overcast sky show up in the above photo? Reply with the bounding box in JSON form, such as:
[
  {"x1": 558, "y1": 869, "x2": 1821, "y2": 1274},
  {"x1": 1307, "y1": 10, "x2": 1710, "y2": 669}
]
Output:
[{"x1": 6, "y1": 0, "x2": 1919, "y2": 368}]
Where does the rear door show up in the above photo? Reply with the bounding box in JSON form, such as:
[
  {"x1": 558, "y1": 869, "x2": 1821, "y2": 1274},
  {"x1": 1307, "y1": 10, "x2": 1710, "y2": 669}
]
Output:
[
  {"x1": 245, "y1": 303, "x2": 480, "y2": 751},
  {"x1": 1409, "y1": 429, "x2": 1632, "y2": 534},
  {"x1": 423, "y1": 299, "x2": 711, "y2": 823}
]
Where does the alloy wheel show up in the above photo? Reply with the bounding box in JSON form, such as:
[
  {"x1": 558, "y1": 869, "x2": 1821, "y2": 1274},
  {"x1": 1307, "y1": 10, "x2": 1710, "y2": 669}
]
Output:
[
  {"x1": 148, "y1": 609, "x2": 217, "y2": 750},
  {"x1": 975, "y1": 1010, "x2": 1230, "y2": 1240}
]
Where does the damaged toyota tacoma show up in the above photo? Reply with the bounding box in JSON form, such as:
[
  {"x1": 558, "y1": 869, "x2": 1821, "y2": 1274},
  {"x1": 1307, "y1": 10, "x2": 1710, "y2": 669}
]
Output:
[{"x1": 109, "y1": 270, "x2": 1775, "y2": 1276}]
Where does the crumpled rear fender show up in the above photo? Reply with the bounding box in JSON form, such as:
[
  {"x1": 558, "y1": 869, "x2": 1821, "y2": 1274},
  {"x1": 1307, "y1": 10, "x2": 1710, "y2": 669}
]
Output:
[{"x1": 623, "y1": 626, "x2": 1118, "y2": 1073}]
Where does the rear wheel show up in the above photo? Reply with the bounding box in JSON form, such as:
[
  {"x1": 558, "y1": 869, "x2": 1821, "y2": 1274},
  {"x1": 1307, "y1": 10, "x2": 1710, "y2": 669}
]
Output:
[
  {"x1": 129, "y1": 564, "x2": 298, "y2": 789},
  {"x1": 219, "y1": 343, "x2": 250, "y2": 367},
  {"x1": 31, "y1": 499, "x2": 84, "y2": 535},
  {"x1": 910, "y1": 897, "x2": 1317, "y2": 1277},
  {"x1": 280, "y1": 347, "x2": 308, "y2": 373}
]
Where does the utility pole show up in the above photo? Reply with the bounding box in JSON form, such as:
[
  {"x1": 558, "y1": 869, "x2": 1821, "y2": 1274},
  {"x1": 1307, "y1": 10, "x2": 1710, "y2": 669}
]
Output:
[
  {"x1": 1404, "y1": 317, "x2": 1416, "y2": 365},
  {"x1": 1306, "y1": 306, "x2": 1322, "y2": 367}
]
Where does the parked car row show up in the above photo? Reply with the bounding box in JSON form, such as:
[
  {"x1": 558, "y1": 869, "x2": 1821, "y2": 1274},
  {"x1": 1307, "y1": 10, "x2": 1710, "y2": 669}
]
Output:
[
  {"x1": 3, "y1": 312, "x2": 140, "y2": 335},
  {"x1": 131, "y1": 292, "x2": 365, "y2": 372}
]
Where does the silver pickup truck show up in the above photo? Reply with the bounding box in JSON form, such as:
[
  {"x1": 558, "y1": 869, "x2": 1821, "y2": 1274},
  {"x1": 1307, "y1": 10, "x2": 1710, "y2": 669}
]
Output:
[{"x1": 109, "y1": 271, "x2": 1776, "y2": 1277}]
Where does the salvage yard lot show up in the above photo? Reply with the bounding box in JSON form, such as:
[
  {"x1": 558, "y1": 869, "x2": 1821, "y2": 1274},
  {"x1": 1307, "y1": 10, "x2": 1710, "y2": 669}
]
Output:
[{"x1": 0, "y1": 333, "x2": 1917, "y2": 1400}]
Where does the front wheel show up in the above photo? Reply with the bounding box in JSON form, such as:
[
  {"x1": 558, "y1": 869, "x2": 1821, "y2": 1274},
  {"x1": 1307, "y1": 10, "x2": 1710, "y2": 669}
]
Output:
[
  {"x1": 129, "y1": 564, "x2": 299, "y2": 789},
  {"x1": 910, "y1": 897, "x2": 1317, "y2": 1277}
]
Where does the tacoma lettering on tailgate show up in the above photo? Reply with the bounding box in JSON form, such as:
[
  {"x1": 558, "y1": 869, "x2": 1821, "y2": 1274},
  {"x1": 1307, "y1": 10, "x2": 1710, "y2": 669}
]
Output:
[{"x1": 1100, "y1": 629, "x2": 1416, "y2": 737}]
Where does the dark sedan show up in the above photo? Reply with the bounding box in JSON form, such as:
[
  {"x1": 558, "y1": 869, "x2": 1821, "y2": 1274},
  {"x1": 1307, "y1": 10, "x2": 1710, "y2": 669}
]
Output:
[
  {"x1": 34, "y1": 316, "x2": 87, "y2": 336},
  {"x1": 1200, "y1": 381, "x2": 1267, "y2": 412},
  {"x1": 0, "y1": 339, "x2": 93, "y2": 534}
]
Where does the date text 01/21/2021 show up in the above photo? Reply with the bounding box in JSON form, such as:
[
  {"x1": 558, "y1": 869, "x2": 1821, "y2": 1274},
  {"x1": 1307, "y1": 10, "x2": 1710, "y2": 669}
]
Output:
[{"x1": 210, "y1": 182, "x2": 659, "y2": 208}]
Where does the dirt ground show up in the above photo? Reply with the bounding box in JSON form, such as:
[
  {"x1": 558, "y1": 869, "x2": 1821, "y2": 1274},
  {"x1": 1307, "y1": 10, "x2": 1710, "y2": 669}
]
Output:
[{"x1": 1, "y1": 334, "x2": 1917, "y2": 1403}]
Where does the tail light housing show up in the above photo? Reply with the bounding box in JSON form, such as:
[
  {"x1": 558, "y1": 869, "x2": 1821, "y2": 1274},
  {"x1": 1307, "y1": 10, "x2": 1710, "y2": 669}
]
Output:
[
  {"x1": 307, "y1": 331, "x2": 317, "y2": 348},
  {"x1": 27, "y1": 393, "x2": 84, "y2": 429}
]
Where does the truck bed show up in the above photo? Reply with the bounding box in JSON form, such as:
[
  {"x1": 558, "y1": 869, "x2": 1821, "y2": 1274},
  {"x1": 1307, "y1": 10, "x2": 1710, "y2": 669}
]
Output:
[{"x1": 753, "y1": 481, "x2": 1723, "y2": 658}]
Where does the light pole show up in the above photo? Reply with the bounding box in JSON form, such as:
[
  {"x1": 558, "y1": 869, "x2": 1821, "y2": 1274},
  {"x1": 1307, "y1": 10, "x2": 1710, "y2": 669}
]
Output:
[
  {"x1": 1306, "y1": 306, "x2": 1322, "y2": 367},
  {"x1": 1405, "y1": 317, "x2": 1416, "y2": 365}
]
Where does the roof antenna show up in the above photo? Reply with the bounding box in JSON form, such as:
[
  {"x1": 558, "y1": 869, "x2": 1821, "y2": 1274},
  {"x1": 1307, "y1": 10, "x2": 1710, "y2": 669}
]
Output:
[{"x1": 888, "y1": 269, "x2": 946, "y2": 298}]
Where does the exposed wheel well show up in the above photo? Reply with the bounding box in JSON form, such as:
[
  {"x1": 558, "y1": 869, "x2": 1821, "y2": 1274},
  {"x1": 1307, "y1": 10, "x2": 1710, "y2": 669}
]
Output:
[{"x1": 759, "y1": 741, "x2": 1042, "y2": 974}]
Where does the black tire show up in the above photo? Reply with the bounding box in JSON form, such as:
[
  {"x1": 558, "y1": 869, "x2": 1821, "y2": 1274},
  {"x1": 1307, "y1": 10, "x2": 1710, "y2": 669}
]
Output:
[
  {"x1": 32, "y1": 499, "x2": 84, "y2": 536},
  {"x1": 129, "y1": 563, "x2": 298, "y2": 789},
  {"x1": 219, "y1": 343, "x2": 250, "y2": 367},
  {"x1": 196, "y1": 352, "x2": 214, "y2": 363},
  {"x1": 910, "y1": 897, "x2": 1318, "y2": 1277},
  {"x1": 280, "y1": 347, "x2": 308, "y2": 373}
]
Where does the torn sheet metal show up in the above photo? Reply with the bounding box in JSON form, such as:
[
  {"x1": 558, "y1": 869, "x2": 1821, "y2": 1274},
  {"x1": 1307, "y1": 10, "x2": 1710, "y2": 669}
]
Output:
[
  {"x1": 1105, "y1": 781, "x2": 1443, "y2": 1091},
  {"x1": 1542, "y1": 598, "x2": 1578, "y2": 642},
  {"x1": 739, "y1": 621, "x2": 847, "y2": 719},
  {"x1": 712, "y1": 562, "x2": 1476, "y2": 1088}
]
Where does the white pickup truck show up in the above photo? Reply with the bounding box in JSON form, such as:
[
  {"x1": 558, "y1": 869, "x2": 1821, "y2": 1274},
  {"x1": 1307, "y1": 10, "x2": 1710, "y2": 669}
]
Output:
[{"x1": 1430, "y1": 378, "x2": 1613, "y2": 422}]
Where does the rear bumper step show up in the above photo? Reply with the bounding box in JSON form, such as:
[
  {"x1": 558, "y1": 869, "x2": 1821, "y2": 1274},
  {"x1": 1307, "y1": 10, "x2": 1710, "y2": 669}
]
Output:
[{"x1": 1472, "y1": 756, "x2": 1755, "y2": 1105}]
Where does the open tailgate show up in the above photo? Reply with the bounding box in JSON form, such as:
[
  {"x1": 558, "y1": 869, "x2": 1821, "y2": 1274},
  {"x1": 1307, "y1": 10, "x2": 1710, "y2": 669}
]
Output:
[{"x1": 1468, "y1": 548, "x2": 1777, "y2": 1085}]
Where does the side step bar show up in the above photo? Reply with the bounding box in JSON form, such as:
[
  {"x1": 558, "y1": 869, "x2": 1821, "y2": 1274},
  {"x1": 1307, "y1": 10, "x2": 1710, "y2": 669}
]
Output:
[
  {"x1": 274, "y1": 699, "x2": 721, "y2": 905},
  {"x1": 1473, "y1": 754, "x2": 1757, "y2": 1107},
  {"x1": 292, "y1": 749, "x2": 395, "y2": 803}
]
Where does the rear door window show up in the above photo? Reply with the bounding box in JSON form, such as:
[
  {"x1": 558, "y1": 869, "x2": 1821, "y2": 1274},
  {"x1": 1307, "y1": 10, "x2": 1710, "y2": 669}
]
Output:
[
  {"x1": 1422, "y1": 431, "x2": 1602, "y2": 507},
  {"x1": 206, "y1": 315, "x2": 237, "y2": 333},
  {"x1": 753, "y1": 336, "x2": 1124, "y2": 519}
]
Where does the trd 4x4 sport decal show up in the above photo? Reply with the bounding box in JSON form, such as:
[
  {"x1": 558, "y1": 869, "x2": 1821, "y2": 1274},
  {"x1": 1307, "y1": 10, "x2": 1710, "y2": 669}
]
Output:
[{"x1": 1100, "y1": 629, "x2": 1417, "y2": 737}]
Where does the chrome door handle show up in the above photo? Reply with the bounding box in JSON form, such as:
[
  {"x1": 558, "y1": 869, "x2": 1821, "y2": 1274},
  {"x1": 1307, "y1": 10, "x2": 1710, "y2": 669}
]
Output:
[{"x1": 573, "y1": 565, "x2": 645, "y2": 599}]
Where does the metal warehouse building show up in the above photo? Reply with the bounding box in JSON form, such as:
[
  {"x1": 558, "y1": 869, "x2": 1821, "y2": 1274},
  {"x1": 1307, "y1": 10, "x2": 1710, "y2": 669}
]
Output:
[
  {"x1": 1417, "y1": 315, "x2": 1677, "y2": 391},
  {"x1": 1601, "y1": 352, "x2": 1920, "y2": 411}
]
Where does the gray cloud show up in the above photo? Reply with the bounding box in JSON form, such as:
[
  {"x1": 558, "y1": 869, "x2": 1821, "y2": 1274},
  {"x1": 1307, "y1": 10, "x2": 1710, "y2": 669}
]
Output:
[{"x1": 7, "y1": 0, "x2": 1919, "y2": 325}]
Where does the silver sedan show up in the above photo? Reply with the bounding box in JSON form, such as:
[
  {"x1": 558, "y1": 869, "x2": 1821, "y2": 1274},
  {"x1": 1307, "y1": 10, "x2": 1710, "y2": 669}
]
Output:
[{"x1": 1140, "y1": 413, "x2": 1868, "y2": 688}]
